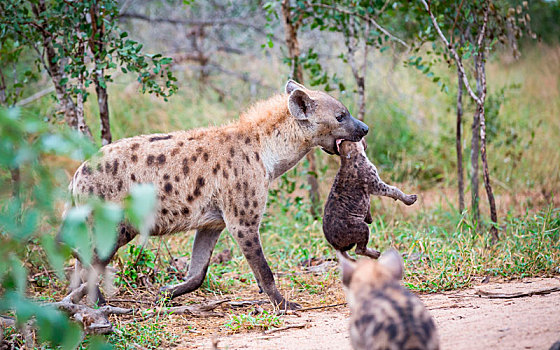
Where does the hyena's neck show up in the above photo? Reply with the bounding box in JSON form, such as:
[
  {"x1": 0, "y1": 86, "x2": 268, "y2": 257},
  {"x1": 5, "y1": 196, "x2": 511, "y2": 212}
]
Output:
[
  {"x1": 261, "y1": 123, "x2": 312, "y2": 180},
  {"x1": 239, "y1": 94, "x2": 313, "y2": 180}
]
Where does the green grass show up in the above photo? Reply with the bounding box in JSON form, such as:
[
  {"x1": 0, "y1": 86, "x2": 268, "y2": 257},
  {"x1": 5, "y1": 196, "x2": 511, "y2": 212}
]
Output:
[{"x1": 223, "y1": 309, "x2": 283, "y2": 332}]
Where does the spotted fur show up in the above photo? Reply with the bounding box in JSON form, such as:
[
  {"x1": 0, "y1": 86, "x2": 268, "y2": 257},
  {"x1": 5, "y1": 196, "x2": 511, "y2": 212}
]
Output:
[
  {"x1": 68, "y1": 80, "x2": 369, "y2": 309},
  {"x1": 323, "y1": 140, "x2": 417, "y2": 260},
  {"x1": 340, "y1": 250, "x2": 439, "y2": 350}
]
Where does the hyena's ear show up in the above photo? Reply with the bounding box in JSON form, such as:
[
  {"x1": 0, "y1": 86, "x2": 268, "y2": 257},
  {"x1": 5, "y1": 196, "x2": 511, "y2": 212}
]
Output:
[
  {"x1": 337, "y1": 251, "x2": 356, "y2": 287},
  {"x1": 288, "y1": 88, "x2": 317, "y2": 120},
  {"x1": 285, "y1": 79, "x2": 305, "y2": 94},
  {"x1": 378, "y1": 249, "x2": 404, "y2": 280}
]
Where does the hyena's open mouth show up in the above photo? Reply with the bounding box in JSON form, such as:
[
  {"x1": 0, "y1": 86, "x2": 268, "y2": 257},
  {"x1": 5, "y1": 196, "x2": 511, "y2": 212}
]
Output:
[{"x1": 321, "y1": 138, "x2": 345, "y2": 156}]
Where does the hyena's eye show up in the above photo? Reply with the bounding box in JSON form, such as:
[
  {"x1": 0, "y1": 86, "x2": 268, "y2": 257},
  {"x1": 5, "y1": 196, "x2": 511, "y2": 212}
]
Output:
[{"x1": 336, "y1": 113, "x2": 345, "y2": 122}]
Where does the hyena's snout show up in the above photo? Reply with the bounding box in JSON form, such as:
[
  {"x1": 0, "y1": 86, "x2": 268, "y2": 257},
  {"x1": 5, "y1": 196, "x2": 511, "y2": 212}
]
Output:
[{"x1": 348, "y1": 116, "x2": 369, "y2": 141}]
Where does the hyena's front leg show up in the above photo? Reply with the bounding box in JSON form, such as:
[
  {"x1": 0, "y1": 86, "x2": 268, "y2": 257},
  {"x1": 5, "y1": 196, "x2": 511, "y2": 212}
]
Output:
[
  {"x1": 229, "y1": 223, "x2": 300, "y2": 310},
  {"x1": 369, "y1": 167, "x2": 417, "y2": 206},
  {"x1": 159, "y1": 226, "x2": 224, "y2": 299}
]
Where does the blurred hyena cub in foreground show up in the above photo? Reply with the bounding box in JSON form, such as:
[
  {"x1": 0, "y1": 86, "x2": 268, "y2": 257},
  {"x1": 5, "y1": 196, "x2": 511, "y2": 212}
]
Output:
[
  {"x1": 339, "y1": 250, "x2": 439, "y2": 350},
  {"x1": 323, "y1": 140, "x2": 417, "y2": 260}
]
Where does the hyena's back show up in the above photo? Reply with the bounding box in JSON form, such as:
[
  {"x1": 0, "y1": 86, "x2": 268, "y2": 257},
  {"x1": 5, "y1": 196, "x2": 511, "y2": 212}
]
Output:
[
  {"x1": 70, "y1": 126, "x2": 258, "y2": 235},
  {"x1": 350, "y1": 281, "x2": 438, "y2": 350}
]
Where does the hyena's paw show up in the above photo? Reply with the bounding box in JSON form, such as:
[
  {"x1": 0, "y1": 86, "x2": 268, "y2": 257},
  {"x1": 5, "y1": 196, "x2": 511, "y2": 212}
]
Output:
[
  {"x1": 274, "y1": 298, "x2": 302, "y2": 311},
  {"x1": 403, "y1": 194, "x2": 418, "y2": 206}
]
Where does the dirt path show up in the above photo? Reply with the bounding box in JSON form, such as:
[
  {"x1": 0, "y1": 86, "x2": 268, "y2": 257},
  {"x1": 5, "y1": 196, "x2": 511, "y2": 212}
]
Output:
[{"x1": 185, "y1": 277, "x2": 560, "y2": 350}]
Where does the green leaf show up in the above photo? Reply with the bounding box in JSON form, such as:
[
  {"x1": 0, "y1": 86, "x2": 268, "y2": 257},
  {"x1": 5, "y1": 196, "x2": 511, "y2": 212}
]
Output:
[
  {"x1": 60, "y1": 323, "x2": 83, "y2": 350},
  {"x1": 124, "y1": 183, "x2": 156, "y2": 240},
  {"x1": 41, "y1": 235, "x2": 67, "y2": 280},
  {"x1": 9, "y1": 255, "x2": 27, "y2": 294},
  {"x1": 61, "y1": 205, "x2": 92, "y2": 265},
  {"x1": 93, "y1": 202, "x2": 123, "y2": 261}
]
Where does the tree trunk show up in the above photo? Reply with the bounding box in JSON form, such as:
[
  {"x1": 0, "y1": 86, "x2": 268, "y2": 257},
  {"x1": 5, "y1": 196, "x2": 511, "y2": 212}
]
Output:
[
  {"x1": 89, "y1": 2, "x2": 112, "y2": 145},
  {"x1": 470, "y1": 56, "x2": 481, "y2": 223},
  {"x1": 456, "y1": 65, "x2": 465, "y2": 212},
  {"x1": 281, "y1": 0, "x2": 320, "y2": 217},
  {"x1": 95, "y1": 72, "x2": 112, "y2": 145},
  {"x1": 476, "y1": 51, "x2": 498, "y2": 241},
  {"x1": 344, "y1": 16, "x2": 368, "y2": 122},
  {"x1": 32, "y1": 1, "x2": 79, "y2": 129},
  {"x1": 0, "y1": 67, "x2": 7, "y2": 105},
  {"x1": 76, "y1": 73, "x2": 92, "y2": 138}
]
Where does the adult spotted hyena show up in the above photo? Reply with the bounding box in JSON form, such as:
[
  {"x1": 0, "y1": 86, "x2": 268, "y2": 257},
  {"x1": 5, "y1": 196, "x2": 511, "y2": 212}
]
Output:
[{"x1": 69, "y1": 80, "x2": 368, "y2": 309}]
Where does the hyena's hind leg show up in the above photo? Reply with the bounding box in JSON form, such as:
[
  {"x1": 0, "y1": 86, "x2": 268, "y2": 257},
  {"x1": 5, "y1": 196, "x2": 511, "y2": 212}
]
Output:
[
  {"x1": 69, "y1": 223, "x2": 139, "y2": 305},
  {"x1": 349, "y1": 221, "x2": 380, "y2": 259},
  {"x1": 368, "y1": 167, "x2": 417, "y2": 206}
]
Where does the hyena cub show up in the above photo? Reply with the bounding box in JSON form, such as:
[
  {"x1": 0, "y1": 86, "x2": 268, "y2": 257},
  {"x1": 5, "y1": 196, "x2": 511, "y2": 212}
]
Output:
[
  {"x1": 323, "y1": 140, "x2": 417, "y2": 260},
  {"x1": 339, "y1": 250, "x2": 439, "y2": 350}
]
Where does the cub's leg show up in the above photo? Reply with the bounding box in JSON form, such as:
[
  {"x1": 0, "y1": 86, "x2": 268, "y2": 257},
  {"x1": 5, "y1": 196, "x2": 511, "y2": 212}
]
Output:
[
  {"x1": 368, "y1": 167, "x2": 417, "y2": 206},
  {"x1": 349, "y1": 221, "x2": 380, "y2": 259},
  {"x1": 159, "y1": 226, "x2": 224, "y2": 299}
]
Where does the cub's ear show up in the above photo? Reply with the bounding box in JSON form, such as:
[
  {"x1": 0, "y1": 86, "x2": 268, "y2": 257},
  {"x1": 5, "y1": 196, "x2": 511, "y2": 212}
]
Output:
[
  {"x1": 288, "y1": 88, "x2": 317, "y2": 120},
  {"x1": 361, "y1": 138, "x2": 368, "y2": 151},
  {"x1": 378, "y1": 248, "x2": 404, "y2": 280},
  {"x1": 337, "y1": 251, "x2": 356, "y2": 287},
  {"x1": 285, "y1": 79, "x2": 306, "y2": 94}
]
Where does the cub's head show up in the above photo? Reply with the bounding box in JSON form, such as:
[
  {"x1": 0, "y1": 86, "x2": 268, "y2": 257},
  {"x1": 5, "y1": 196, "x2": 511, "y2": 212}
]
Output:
[
  {"x1": 338, "y1": 139, "x2": 368, "y2": 160},
  {"x1": 285, "y1": 80, "x2": 368, "y2": 155},
  {"x1": 338, "y1": 249, "x2": 403, "y2": 298}
]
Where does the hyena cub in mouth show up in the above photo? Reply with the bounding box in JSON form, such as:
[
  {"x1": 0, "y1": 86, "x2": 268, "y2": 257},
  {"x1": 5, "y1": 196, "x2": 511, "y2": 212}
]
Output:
[
  {"x1": 323, "y1": 140, "x2": 417, "y2": 260},
  {"x1": 339, "y1": 250, "x2": 439, "y2": 350}
]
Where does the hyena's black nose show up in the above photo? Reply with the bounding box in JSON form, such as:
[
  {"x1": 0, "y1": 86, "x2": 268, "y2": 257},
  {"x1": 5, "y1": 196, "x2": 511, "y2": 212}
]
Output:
[{"x1": 357, "y1": 120, "x2": 369, "y2": 136}]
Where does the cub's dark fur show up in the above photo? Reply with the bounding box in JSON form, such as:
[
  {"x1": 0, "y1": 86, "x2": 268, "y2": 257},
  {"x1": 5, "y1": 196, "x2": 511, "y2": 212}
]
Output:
[
  {"x1": 340, "y1": 250, "x2": 439, "y2": 350},
  {"x1": 323, "y1": 140, "x2": 417, "y2": 260}
]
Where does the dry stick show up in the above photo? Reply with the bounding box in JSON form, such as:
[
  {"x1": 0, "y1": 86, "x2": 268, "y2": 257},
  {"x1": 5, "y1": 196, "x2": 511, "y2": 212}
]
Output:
[
  {"x1": 15, "y1": 86, "x2": 55, "y2": 107},
  {"x1": 476, "y1": 287, "x2": 560, "y2": 299},
  {"x1": 298, "y1": 302, "x2": 346, "y2": 312},
  {"x1": 263, "y1": 323, "x2": 308, "y2": 335}
]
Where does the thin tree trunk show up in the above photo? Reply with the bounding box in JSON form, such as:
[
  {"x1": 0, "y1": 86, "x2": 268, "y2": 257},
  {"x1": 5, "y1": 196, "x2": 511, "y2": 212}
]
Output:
[
  {"x1": 470, "y1": 56, "x2": 481, "y2": 223},
  {"x1": 31, "y1": 1, "x2": 79, "y2": 129},
  {"x1": 95, "y1": 72, "x2": 111, "y2": 145},
  {"x1": 476, "y1": 51, "x2": 498, "y2": 241},
  {"x1": 76, "y1": 73, "x2": 92, "y2": 138},
  {"x1": 0, "y1": 67, "x2": 7, "y2": 105},
  {"x1": 89, "y1": 2, "x2": 112, "y2": 145},
  {"x1": 281, "y1": 0, "x2": 320, "y2": 217},
  {"x1": 456, "y1": 65, "x2": 465, "y2": 212},
  {"x1": 344, "y1": 16, "x2": 368, "y2": 122}
]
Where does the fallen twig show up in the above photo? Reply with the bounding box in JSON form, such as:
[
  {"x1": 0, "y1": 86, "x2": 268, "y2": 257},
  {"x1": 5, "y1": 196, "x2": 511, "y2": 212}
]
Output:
[
  {"x1": 227, "y1": 299, "x2": 269, "y2": 308},
  {"x1": 263, "y1": 323, "x2": 308, "y2": 334},
  {"x1": 475, "y1": 287, "x2": 560, "y2": 299},
  {"x1": 141, "y1": 299, "x2": 230, "y2": 319},
  {"x1": 107, "y1": 298, "x2": 153, "y2": 305},
  {"x1": 298, "y1": 303, "x2": 346, "y2": 312}
]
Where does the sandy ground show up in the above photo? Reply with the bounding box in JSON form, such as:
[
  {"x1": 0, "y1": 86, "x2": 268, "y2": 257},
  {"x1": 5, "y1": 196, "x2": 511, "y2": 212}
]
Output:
[{"x1": 183, "y1": 277, "x2": 560, "y2": 350}]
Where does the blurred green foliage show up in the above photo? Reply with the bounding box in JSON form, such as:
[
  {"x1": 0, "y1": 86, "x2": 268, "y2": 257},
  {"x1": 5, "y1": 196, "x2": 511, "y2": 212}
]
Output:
[{"x1": 0, "y1": 107, "x2": 156, "y2": 348}]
